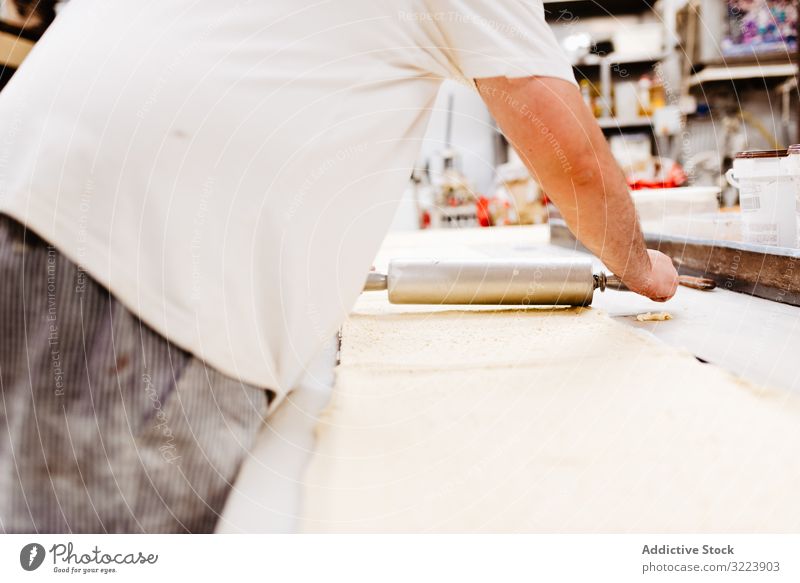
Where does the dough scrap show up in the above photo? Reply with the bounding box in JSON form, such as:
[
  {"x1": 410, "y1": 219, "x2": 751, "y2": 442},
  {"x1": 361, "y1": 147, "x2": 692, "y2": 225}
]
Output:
[{"x1": 636, "y1": 311, "x2": 673, "y2": 322}]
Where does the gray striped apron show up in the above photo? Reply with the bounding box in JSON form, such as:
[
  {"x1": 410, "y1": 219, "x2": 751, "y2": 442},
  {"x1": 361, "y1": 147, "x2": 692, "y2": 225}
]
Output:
[{"x1": 0, "y1": 215, "x2": 272, "y2": 533}]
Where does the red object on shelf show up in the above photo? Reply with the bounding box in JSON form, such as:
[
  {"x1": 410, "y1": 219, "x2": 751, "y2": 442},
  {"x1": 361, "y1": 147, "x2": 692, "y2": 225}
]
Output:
[
  {"x1": 476, "y1": 196, "x2": 492, "y2": 227},
  {"x1": 420, "y1": 210, "x2": 431, "y2": 229},
  {"x1": 627, "y1": 159, "x2": 688, "y2": 190}
]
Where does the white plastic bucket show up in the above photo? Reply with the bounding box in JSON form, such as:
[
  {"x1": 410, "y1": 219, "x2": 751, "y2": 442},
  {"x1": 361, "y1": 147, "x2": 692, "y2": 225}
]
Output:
[
  {"x1": 725, "y1": 149, "x2": 798, "y2": 248},
  {"x1": 787, "y1": 145, "x2": 800, "y2": 248}
]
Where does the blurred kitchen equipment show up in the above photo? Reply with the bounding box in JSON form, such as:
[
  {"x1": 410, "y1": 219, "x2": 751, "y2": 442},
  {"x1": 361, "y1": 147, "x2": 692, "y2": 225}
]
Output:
[
  {"x1": 609, "y1": 133, "x2": 653, "y2": 177},
  {"x1": 612, "y1": 22, "x2": 665, "y2": 57},
  {"x1": 614, "y1": 81, "x2": 639, "y2": 120},
  {"x1": 494, "y1": 151, "x2": 546, "y2": 225},
  {"x1": 427, "y1": 93, "x2": 479, "y2": 228},
  {"x1": 632, "y1": 186, "x2": 720, "y2": 220}
]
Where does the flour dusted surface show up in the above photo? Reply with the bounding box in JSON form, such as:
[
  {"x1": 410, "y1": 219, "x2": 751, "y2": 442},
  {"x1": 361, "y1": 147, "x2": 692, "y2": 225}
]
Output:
[{"x1": 300, "y1": 307, "x2": 800, "y2": 532}]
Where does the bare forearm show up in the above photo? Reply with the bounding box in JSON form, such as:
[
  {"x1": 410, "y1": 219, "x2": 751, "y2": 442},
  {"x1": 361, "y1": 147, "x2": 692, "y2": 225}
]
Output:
[
  {"x1": 476, "y1": 76, "x2": 651, "y2": 285},
  {"x1": 551, "y1": 131, "x2": 651, "y2": 283}
]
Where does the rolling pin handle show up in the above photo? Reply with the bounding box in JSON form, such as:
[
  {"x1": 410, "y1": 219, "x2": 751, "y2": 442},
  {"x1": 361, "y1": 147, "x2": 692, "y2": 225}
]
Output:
[
  {"x1": 364, "y1": 271, "x2": 388, "y2": 292},
  {"x1": 602, "y1": 273, "x2": 629, "y2": 292}
]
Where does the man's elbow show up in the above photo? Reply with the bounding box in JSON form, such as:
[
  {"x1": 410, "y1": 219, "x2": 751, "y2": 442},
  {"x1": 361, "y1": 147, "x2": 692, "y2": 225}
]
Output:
[{"x1": 569, "y1": 163, "x2": 604, "y2": 190}]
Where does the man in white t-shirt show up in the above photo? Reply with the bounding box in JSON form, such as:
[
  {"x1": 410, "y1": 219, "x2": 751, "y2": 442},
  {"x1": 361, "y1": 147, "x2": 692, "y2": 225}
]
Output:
[{"x1": 0, "y1": 0, "x2": 677, "y2": 533}]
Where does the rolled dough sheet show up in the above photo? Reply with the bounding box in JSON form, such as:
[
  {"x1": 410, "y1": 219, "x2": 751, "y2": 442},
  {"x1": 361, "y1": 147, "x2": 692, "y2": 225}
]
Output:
[{"x1": 300, "y1": 307, "x2": 800, "y2": 532}]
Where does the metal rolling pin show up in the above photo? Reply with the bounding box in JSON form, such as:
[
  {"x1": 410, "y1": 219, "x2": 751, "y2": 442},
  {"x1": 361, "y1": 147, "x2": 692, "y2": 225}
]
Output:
[{"x1": 363, "y1": 258, "x2": 715, "y2": 306}]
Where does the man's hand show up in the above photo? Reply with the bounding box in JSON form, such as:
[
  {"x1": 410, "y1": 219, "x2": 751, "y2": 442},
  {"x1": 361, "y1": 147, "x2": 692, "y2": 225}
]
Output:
[
  {"x1": 622, "y1": 250, "x2": 679, "y2": 302},
  {"x1": 475, "y1": 75, "x2": 678, "y2": 303}
]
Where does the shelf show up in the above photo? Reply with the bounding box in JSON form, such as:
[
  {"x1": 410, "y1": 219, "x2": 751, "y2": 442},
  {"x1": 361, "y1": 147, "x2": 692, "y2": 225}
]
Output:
[
  {"x1": 0, "y1": 20, "x2": 43, "y2": 42},
  {"x1": 544, "y1": 0, "x2": 657, "y2": 21},
  {"x1": 543, "y1": 0, "x2": 655, "y2": 13},
  {"x1": 0, "y1": 27, "x2": 34, "y2": 69},
  {"x1": 697, "y1": 53, "x2": 798, "y2": 68},
  {"x1": 688, "y1": 63, "x2": 798, "y2": 87},
  {"x1": 572, "y1": 51, "x2": 668, "y2": 67},
  {"x1": 596, "y1": 116, "x2": 652, "y2": 129}
]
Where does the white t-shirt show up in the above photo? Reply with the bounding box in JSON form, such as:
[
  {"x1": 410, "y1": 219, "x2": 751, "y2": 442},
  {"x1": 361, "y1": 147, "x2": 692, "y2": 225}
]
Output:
[{"x1": 0, "y1": 0, "x2": 575, "y2": 404}]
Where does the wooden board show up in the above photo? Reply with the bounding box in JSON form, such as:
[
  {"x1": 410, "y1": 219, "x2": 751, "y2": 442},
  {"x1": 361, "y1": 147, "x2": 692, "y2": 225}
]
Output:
[{"x1": 550, "y1": 219, "x2": 800, "y2": 307}]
